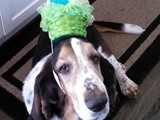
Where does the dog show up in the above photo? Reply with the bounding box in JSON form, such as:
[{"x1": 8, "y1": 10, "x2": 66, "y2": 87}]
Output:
[{"x1": 22, "y1": 21, "x2": 143, "y2": 120}]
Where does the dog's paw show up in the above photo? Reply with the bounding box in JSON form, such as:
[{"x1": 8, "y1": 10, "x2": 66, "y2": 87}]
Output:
[{"x1": 120, "y1": 78, "x2": 139, "y2": 98}]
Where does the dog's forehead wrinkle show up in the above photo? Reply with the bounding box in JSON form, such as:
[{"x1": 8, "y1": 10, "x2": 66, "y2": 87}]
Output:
[
  {"x1": 71, "y1": 38, "x2": 84, "y2": 64},
  {"x1": 60, "y1": 46, "x2": 71, "y2": 58},
  {"x1": 83, "y1": 66, "x2": 89, "y2": 73},
  {"x1": 56, "y1": 43, "x2": 75, "y2": 62},
  {"x1": 52, "y1": 38, "x2": 72, "y2": 56},
  {"x1": 71, "y1": 38, "x2": 90, "y2": 64}
]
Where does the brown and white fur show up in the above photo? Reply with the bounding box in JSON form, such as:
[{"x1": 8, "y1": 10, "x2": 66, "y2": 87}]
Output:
[{"x1": 23, "y1": 22, "x2": 144, "y2": 120}]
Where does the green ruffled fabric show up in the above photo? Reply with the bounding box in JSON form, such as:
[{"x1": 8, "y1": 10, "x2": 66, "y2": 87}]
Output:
[{"x1": 37, "y1": 1, "x2": 94, "y2": 43}]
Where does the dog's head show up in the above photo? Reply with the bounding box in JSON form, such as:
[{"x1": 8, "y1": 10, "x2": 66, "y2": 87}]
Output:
[
  {"x1": 29, "y1": 37, "x2": 117, "y2": 120},
  {"x1": 50, "y1": 37, "x2": 116, "y2": 120}
]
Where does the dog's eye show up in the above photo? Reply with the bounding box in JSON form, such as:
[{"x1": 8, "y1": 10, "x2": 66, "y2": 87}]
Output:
[
  {"x1": 91, "y1": 55, "x2": 99, "y2": 64},
  {"x1": 58, "y1": 64, "x2": 70, "y2": 74}
]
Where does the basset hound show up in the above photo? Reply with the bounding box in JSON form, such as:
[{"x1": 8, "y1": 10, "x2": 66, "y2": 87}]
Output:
[{"x1": 22, "y1": 21, "x2": 144, "y2": 120}]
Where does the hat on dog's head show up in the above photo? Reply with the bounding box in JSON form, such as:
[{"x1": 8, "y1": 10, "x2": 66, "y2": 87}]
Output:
[{"x1": 37, "y1": 0, "x2": 94, "y2": 43}]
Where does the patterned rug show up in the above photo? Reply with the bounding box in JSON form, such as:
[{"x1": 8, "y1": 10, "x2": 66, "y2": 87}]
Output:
[{"x1": 0, "y1": 0, "x2": 160, "y2": 119}]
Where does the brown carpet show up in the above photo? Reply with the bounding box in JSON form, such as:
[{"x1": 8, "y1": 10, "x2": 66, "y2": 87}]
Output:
[{"x1": 0, "y1": 0, "x2": 160, "y2": 119}]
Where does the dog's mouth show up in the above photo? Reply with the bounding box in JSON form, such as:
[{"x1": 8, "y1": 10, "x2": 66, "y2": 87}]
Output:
[{"x1": 72, "y1": 91, "x2": 109, "y2": 120}]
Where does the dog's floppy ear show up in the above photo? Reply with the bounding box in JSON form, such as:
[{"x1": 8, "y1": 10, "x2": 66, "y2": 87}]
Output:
[
  {"x1": 28, "y1": 84, "x2": 45, "y2": 120},
  {"x1": 100, "y1": 57, "x2": 116, "y2": 88},
  {"x1": 28, "y1": 57, "x2": 64, "y2": 120},
  {"x1": 100, "y1": 57, "x2": 118, "y2": 105}
]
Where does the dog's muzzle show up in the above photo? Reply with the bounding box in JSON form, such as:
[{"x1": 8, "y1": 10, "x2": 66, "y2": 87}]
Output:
[{"x1": 84, "y1": 78, "x2": 108, "y2": 112}]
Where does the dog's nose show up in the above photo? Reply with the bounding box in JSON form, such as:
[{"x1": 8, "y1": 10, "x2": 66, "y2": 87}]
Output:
[{"x1": 85, "y1": 94, "x2": 108, "y2": 112}]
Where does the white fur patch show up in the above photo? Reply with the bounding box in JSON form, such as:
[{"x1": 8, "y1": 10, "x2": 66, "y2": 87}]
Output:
[
  {"x1": 22, "y1": 53, "x2": 52, "y2": 114},
  {"x1": 123, "y1": 23, "x2": 145, "y2": 34},
  {"x1": 70, "y1": 38, "x2": 109, "y2": 120}
]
